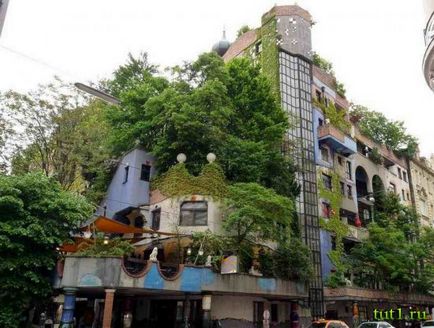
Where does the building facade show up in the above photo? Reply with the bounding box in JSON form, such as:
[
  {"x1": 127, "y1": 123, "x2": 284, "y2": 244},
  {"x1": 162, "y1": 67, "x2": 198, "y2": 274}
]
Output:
[
  {"x1": 409, "y1": 153, "x2": 434, "y2": 226},
  {"x1": 423, "y1": 0, "x2": 434, "y2": 91},
  {"x1": 223, "y1": 5, "x2": 324, "y2": 318}
]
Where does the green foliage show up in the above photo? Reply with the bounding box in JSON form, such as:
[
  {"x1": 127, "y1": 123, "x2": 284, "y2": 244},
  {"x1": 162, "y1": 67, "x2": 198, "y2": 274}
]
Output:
[
  {"x1": 223, "y1": 183, "x2": 294, "y2": 246},
  {"x1": 368, "y1": 147, "x2": 383, "y2": 165},
  {"x1": 237, "y1": 25, "x2": 251, "y2": 37},
  {"x1": 152, "y1": 162, "x2": 228, "y2": 199},
  {"x1": 0, "y1": 79, "x2": 113, "y2": 202},
  {"x1": 0, "y1": 172, "x2": 93, "y2": 327},
  {"x1": 312, "y1": 52, "x2": 334, "y2": 75},
  {"x1": 350, "y1": 104, "x2": 418, "y2": 157},
  {"x1": 314, "y1": 98, "x2": 350, "y2": 134},
  {"x1": 318, "y1": 171, "x2": 349, "y2": 287},
  {"x1": 350, "y1": 193, "x2": 434, "y2": 293},
  {"x1": 77, "y1": 236, "x2": 134, "y2": 257},
  {"x1": 259, "y1": 17, "x2": 280, "y2": 98},
  {"x1": 350, "y1": 224, "x2": 413, "y2": 291},
  {"x1": 189, "y1": 231, "x2": 230, "y2": 270},
  {"x1": 106, "y1": 52, "x2": 299, "y2": 198},
  {"x1": 258, "y1": 248, "x2": 274, "y2": 277},
  {"x1": 272, "y1": 238, "x2": 313, "y2": 282},
  {"x1": 312, "y1": 52, "x2": 346, "y2": 97}
]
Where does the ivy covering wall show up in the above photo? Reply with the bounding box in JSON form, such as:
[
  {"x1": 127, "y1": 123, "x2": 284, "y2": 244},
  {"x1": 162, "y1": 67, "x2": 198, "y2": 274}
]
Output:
[{"x1": 318, "y1": 170, "x2": 349, "y2": 287}]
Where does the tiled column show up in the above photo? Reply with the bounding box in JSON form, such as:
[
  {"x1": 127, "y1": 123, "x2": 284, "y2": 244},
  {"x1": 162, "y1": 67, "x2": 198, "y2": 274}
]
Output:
[
  {"x1": 102, "y1": 289, "x2": 116, "y2": 328},
  {"x1": 59, "y1": 288, "x2": 77, "y2": 328}
]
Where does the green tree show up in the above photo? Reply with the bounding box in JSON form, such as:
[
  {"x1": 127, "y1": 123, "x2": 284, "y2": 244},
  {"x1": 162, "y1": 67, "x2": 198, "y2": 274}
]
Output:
[
  {"x1": 314, "y1": 98, "x2": 350, "y2": 133},
  {"x1": 106, "y1": 52, "x2": 299, "y2": 198},
  {"x1": 236, "y1": 25, "x2": 251, "y2": 37},
  {"x1": 312, "y1": 52, "x2": 346, "y2": 98},
  {"x1": 0, "y1": 172, "x2": 93, "y2": 327},
  {"x1": 0, "y1": 79, "x2": 112, "y2": 197},
  {"x1": 350, "y1": 104, "x2": 418, "y2": 156},
  {"x1": 272, "y1": 238, "x2": 313, "y2": 282},
  {"x1": 223, "y1": 182, "x2": 294, "y2": 246},
  {"x1": 350, "y1": 224, "x2": 415, "y2": 291}
]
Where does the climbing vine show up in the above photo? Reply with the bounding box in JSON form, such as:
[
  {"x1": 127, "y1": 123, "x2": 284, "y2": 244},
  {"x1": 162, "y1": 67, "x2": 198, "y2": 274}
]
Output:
[
  {"x1": 151, "y1": 162, "x2": 228, "y2": 199},
  {"x1": 259, "y1": 16, "x2": 280, "y2": 101},
  {"x1": 314, "y1": 98, "x2": 351, "y2": 134},
  {"x1": 318, "y1": 171, "x2": 349, "y2": 287}
]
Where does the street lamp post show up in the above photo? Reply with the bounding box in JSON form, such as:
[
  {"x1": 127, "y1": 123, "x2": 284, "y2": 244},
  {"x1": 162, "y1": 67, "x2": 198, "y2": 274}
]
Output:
[{"x1": 74, "y1": 82, "x2": 120, "y2": 105}]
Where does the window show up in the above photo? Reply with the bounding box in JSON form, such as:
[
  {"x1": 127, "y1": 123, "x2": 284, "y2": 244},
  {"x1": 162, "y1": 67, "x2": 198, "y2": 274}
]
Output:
[
  {"x1": 407, "y1": 192, "x2": 410, "y2": 201},
  {"x1": 180, "y1": 201, "x2": 208, "y2": 226},
  {"x1": 347, "y1": 185, "x2": 353, "y2": 199},
  {"x1": 340, "y1": 182, "x2": 345, "y2": 196},
  {"x1": 402, "y1": 189, "x2": 406, "y2": 201},
  {"x1": 403, "y1": 171, "x2": 408, "y2": 182},
  {"x1": 338, "y1": 156, "x2": 343, "y2": 165},
  {"x1": 345, "y1": 161, "x2": 352, "y2": 180},
  {"x1": 140, "y1": 164, "x2": 151, "y2": 181},
  {"x1": 320, "y1": 146, "x2": 330, "y2": 163},
  {"x1": 398, "y1": 167, "x2": 402, "y2": 179},
  {"x1": 151, "y1": 208, "x2": 161, "y2": 230},
  {"x1": 363, "y1": 209, "x2": 370, "y2": 221},
  {"x1": 315, "y1": 90, "x2": 322, "y2": 102},
  {"x1": 322, "y1": 202, "x2": 331, "y2": 218},
  {"x1": 255, "y1": 42, "x2": 262, "y2": 55},
  {"x1": 322, "y1": 173, "x2": 332, "y2": 190},
  {"x1": 123, "y1": 165, "x2": 129, "y2": 184},
  {"x1": 389, "y1": 182, "x2": 396, "y2": 194}
]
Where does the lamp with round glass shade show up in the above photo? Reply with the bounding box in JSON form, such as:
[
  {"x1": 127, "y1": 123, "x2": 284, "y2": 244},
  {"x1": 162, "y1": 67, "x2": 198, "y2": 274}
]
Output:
[
  {"x1": 103, "y1": 235, "x2": 109, "y2": 245},
  {"x1": 177, "y1": 153, "x2": 187, "y2": 163}
]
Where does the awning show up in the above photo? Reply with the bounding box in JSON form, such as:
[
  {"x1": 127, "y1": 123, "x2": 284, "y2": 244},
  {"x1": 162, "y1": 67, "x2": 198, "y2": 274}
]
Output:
[{"x1": 81, "y1": 216, "x2": 178, "y2": 236}]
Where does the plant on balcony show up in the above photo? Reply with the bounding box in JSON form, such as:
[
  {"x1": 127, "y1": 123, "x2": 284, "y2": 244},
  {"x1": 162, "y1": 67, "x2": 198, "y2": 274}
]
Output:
[
  {"x1": 272, "y1": 238, "x2": 313, "y2": 282},
  {"x1": 312, "y1": 52, "x2": 347, "y2": 97},
  {"x1": 314, "y1": 98, "x2": 351, "y2": 134},
  {"x1": 223, "y1": 182, "x2": 294, "y2": 246},
  {"x1": 349, "y1": 104, "x2": 418, "y2": 157},
  {"x1": 77, "y1": 236, "x2": 134, "y2": 257},
  {"x1": 318, "y1": 171, "x2": 349, "y2": 287},
  {"x1": 368, "y1": 147, "x2": 383, "y2": 165},
  {"x1": 152, "y1": 162, "x2": 228, "y2": 199}
]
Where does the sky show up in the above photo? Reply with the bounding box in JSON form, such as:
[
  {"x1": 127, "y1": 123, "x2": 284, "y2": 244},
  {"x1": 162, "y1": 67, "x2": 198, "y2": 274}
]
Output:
[{"x1": 0, "y1": 0, "x2": 433, "y2": 156}]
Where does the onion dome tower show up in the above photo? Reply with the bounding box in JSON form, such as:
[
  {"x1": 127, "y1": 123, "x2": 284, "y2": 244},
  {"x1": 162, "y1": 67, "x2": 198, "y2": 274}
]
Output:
[{"x1": 212, "y1": 29, "x2": 231, "y2": 56}]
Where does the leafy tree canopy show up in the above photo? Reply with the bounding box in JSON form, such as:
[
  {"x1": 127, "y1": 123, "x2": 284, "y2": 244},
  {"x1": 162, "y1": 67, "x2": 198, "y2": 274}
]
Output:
[
  {"x1": 106, "y1": 52, "x2": 299, "y2": 198},
  {"x1": 0, "y1": 79, "x2": 113, "y2": 201},
  {"x1": 349, "y1": 192, "x2": 434, "y2": 293},
  {"x1": 0, "y1": 172, "x2": 93, "y2": 327},
  {"x1": 312, "y1": 52, "x2": 346, "y2": 98},
  {"x1": 236, "y1": 25, "x2": 251, "y2": 38},
  {"x1": 223, "y1": 182, "x2": 294, "y2": 245},
  {"x1": 350, "y1": 104, "x2": 418, "y2": 157}
]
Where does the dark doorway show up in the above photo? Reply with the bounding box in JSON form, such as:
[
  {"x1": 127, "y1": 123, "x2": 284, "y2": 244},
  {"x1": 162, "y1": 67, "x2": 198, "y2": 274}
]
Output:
[{"x1": 149, "y1": 300, "x2": 177, "y2": 328}]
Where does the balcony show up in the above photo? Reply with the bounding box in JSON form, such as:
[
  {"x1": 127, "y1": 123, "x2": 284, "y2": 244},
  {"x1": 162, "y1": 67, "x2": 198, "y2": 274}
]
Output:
[
  {"x1": 318, "y1": 124, "x2": 356, "y2": 156},
  {"x1": 324, "y1": 287, "x2": 434, "y2": 305},
  {"x1": 59, "y1": 256, "x2": 308, "y2": 299}
]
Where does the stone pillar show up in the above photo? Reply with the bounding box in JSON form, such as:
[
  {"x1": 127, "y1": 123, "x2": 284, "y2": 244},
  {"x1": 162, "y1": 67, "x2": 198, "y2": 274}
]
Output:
[
  {"x1": 59, "y1": 288, "x2": 77, "y2": 328},
  {"x1": 202, "y1": 295, "x2": 212, "y2": 328},
  {"x1": 102, "y1": 289, "x2": 116, "y2": 328}
]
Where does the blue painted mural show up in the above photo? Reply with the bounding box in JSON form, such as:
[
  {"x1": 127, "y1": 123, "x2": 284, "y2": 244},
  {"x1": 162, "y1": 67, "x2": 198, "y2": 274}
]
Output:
[{"x1": 144, "y1": 265, "x2": 165, "y2": 290}]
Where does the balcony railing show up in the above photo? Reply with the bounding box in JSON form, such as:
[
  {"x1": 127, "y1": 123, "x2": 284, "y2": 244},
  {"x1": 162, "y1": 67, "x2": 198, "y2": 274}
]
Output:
[
  {"x1": 59, "y1": 256, "x2": 308, "y2": 299},
  {"x1": 318, "y1": 124, "x2": 356, "y2": 156},
  {"x1": 324, "y1": 287, "x2": 434, "y2": 305}
]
